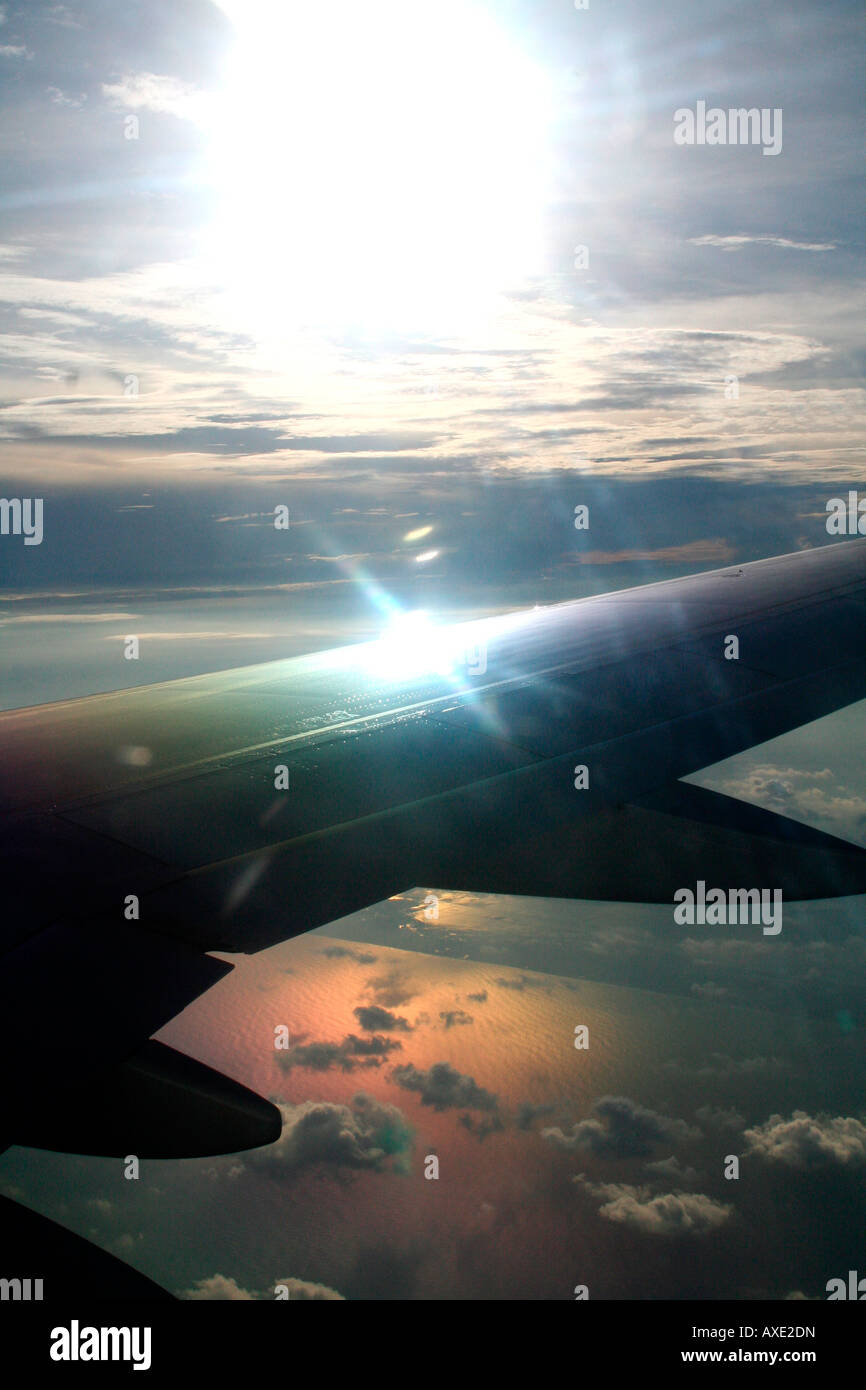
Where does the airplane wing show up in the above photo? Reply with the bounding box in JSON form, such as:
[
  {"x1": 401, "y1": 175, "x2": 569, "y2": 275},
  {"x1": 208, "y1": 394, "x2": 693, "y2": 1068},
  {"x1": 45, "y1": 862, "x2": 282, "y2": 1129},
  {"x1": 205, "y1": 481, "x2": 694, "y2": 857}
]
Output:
[{"x1": 4, "y1": 537, "x2": 866, "y2": 1168}]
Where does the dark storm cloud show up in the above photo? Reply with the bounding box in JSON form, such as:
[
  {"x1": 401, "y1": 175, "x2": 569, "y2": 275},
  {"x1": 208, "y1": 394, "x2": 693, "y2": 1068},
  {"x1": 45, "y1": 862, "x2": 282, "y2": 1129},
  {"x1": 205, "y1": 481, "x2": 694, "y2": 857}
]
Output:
[
  {"x1": 275, "y1": 1033, "x2": 402, "y2": 1073},
  {"x1": 391, "y1": 1062, "x2": 500, "y2": 1114},
  {"x1": 543, "y1": 1096, "x2": 700, "y2": 1159},
  {"x1": 743, "y1": 1111, "x2": 866, "y2": 1169},
  {"x1": 353, "y1": 1005, "x2": 412, "y2": 1033},
  {"x1": 250, "y1": 1094, "x2": 412, "y2": 1175}
]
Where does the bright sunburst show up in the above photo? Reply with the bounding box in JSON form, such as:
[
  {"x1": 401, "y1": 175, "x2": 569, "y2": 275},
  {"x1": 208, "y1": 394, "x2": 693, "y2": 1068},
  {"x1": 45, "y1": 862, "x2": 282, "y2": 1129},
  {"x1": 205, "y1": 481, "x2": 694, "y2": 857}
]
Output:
[{"x1": 205, "y1": 0, "x2": 553, "y2": 337}]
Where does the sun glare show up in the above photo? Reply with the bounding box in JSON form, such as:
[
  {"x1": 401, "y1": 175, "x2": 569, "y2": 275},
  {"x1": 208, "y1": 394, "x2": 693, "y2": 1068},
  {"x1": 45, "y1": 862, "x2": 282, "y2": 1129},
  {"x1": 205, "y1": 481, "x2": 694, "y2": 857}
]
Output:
[
  {"x1": 365, "y1": 610, "x2": 462, "y2": 679},
  {"x1": 206, "y1": 0, "x2": 553, "y2": 337}
]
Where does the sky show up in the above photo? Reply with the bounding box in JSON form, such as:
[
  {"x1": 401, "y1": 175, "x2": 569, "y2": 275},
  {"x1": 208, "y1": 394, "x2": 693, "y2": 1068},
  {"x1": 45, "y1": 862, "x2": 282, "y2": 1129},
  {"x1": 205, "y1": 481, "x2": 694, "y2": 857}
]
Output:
[
  {"x1": 0, "y1": 0, "x2": 865, "y2": 1302},
  {"x1": 0, "y1": 0, "x2": 863, "y2": 626}
]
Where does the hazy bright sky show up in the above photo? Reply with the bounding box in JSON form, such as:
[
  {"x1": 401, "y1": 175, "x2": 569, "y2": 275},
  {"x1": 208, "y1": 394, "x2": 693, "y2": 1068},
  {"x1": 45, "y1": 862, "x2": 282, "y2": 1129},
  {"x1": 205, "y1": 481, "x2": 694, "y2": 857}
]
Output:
[{"x1": 0, "y1": 0, "x2": 862, "y2": 581}]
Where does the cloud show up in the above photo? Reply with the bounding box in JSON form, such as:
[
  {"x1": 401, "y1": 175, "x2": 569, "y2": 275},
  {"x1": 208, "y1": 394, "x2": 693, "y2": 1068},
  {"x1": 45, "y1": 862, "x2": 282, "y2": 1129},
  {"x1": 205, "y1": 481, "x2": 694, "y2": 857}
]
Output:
[
  {"x1": 363, "y1": 967, "x2": 418, "y2": 1007},
  {"x1": 574, "y1": 538, "x2": 734, "y2": 566},
  {"x1": 644, "y1": 1156, "x2": 699, "y2": 1184},
  {"x1": 180, "y1": 1275, "x2": 256, "y2": 1301},
  {"x1": 690, "y1": 981, "x2": 728, "y2": 1000},
  {"x1": 391, "y1": 1062, "x2": 499, "y2": 1114},
  {"x1": 515, "y1": 1102, "x2": 556, "y2": 1131},
  {"x1": 574, "y1": 1177, "x2": 732, "y2": 1236},
  {"x1": 663, "y1": 1053, "x2": 784, "y2": 1080},
  {"x1": 353, "y1": 1005, "x2": 412, "y2": 1033},
  {"x1": 689, "y1": 235, "x2": 835, "y2": 253},
  {"x1": 271, "y1": 1277, "x2": 345, "y2": 1301},
  {"x1": 696, "y1": 1106, "x2": 745, "y2": 1131},
  {"x1": 180, "y1": 1274, "x2": 344, "y2": 1300},
  {"x1": 101, "y1": 72, "x2": 211, "y2": 123},
  {"x1": 439, "y1": 1010, "x2": 473, "y2": 1029},
  {"x1": 743, "y1": 1111, "x2": 866, "y2": 1170},
  {"x1": 458, "y1": 1113, "x2": 504, "y2": 1140},
  {"x1": 466, "y1": 990, "x2": 488, "y2": 1003},
  {"x1": 249, "y1": 1095, "x2": 413, "y2": 1176},
  {"x1": 0, "y1": 611, "x2": 139, "y2": 626},
  {"x1": 318, "y1": 945, "x2": 377, "y2": 964},
  {"x1": 102, "y1": 630, "x2": 277, "y2": 641},
  {"x1": 276, "y1": 1034, "x2": 402, "y2": 1073},
  {"x1": 696, "y1": 764, "x2": 866, "y2": 845},
  {"x1": 542, "y1": 1096, "x2": 700, "y2": 1159}
]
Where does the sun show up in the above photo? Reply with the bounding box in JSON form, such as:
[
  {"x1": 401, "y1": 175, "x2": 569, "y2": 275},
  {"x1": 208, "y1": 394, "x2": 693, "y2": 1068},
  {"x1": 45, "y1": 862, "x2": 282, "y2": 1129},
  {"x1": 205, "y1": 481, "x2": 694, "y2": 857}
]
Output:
[{"x1": 204, "y1": 0, "x2": 553, "y2": 338}]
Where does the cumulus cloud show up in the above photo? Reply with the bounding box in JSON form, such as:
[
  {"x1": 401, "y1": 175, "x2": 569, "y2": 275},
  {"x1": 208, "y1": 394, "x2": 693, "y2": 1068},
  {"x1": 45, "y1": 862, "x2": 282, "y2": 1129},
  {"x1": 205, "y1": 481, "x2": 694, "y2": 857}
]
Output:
[
  {"x1": 439, "y1": 1009, "x2": 474, "y2": 1029},
  {"x1": 696, "y1": 1106, "x2": 745, "y2": 1131},
  {"x1": 574, "y1": 1177, "x2": 732, "y2": 1236},
  {"x1": 391, "y1": 1062, "x2": 499, "y2": 1114},
  {"x1": 276, "y1": 1033, "x2": 402, "y2": 1073},
  {"x1": 272, "y1": 1277, "x2": 345, "y2": 1301},
  {"x1": 644, "y1": 1156, "x2": 700, "y2": 1184},
  {"x1": 744, "y1": 1111, "x2": 866, "y2": 1169},
  {"x1": 364, "y1": 967, "x2": 418, "y2": 1007},
  {"x1": 515, "y1": 1102, "x2": 556, "y2": 1130},
  {"x1": 702, "y1": 764, "x2": 866, "y2": 845},
  {"x1": 180, "y1": 1274, "x2": 344, "y2": 1300},
  {"x1": 249, "y1": 1094, "x2": 412, "y2": 1175},
  {"x1": 542, "y1": 1096, "x2": 700, "y2": 1159},
  {"x1": 181, "y1": 1275, "x2": 256, "y2": 1301},
  {"x1": 319, "y1": 946, "x2": 377, "y2": 964},
  {"x1": 353, "y1": 1004, "x2": 412, "y2": 1032},
  {"x1": 458, "y1": 1113, "x2": 504, "y2": 1140}
]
